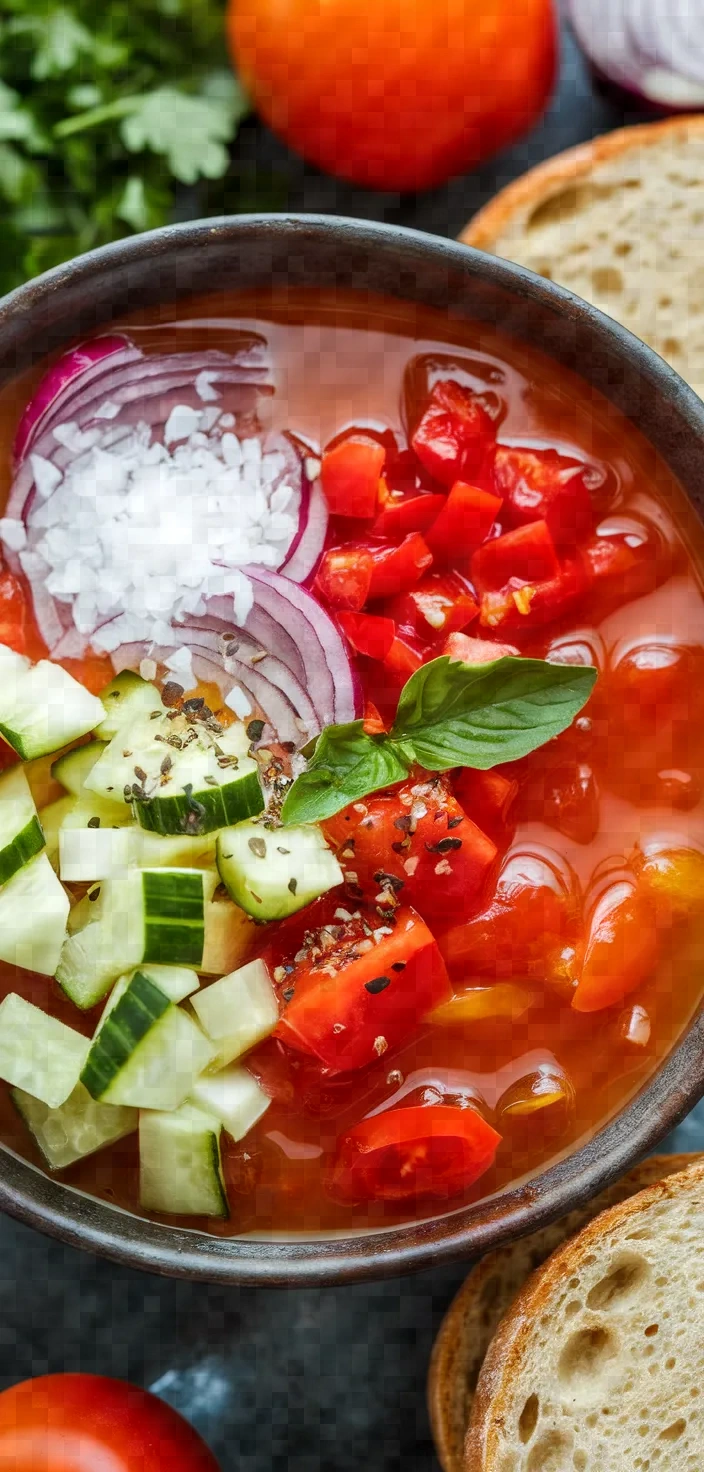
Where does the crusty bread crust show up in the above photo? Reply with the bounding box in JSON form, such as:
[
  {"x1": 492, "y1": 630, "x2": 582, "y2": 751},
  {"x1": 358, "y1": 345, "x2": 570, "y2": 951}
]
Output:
[
  {"x1": 460, "y1": 115, "x2": 704, "y2": 253},
  {"x1": 465, "y1": 1156, "x2": 704, "y2": 1471},
  {"x1": 427, "y1": 1154, "x2": 700, "y2": 1472}
]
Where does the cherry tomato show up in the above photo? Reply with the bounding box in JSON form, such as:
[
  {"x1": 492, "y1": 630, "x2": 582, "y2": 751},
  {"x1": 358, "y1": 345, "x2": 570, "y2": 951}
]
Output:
[
  {"x1": 314, "y1": 546, "x2": 373, "y2": 610},
  {"x1": 331, "y1": 1104, "x2": 501, "y2": 1202},
  {"x1": 228, "y1": 0, "x2": 556, "y2": 192},
  {"x1": 0, "y1": 1373, "x2": 220, "y2": 1472},
  {"x1": 412, "y1": 381, "x2": 497, "y2": 488},
  {"x1": 323, "y1": 775, "x2": 497, "y2": 923},
  {"x1": 572, "y1": 877, "x2": 661, "y2": 1013},
  {"x1": 495, "y1": 445, "x2": 594, "y2": 548},
  {"x1": 274, "y1": 906, "x2": 451, "y2": 1072},
  {"x1": 320, "y1": 438, "x2": 385, "y2": 518}
]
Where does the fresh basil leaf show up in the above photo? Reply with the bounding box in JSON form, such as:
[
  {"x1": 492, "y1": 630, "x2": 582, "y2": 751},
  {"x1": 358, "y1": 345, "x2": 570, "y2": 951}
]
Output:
[
  {"x1": 391, "y1": 655, "x2": 597, "y2": 770},
  {"x1": 281, "y1": 721, "x2": 409, "y2": 826}
]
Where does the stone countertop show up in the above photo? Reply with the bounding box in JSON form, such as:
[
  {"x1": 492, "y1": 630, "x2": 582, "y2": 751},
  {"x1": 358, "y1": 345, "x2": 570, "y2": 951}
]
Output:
[{"x1": 1, "y1": 26, "x2": 698, "y2": 1472}]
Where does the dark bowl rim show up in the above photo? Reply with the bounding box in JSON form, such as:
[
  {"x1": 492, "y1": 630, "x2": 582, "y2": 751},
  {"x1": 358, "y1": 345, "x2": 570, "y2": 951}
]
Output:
[{"x1": 1, "y1": 211, "x2": 703, "y2": 1285}]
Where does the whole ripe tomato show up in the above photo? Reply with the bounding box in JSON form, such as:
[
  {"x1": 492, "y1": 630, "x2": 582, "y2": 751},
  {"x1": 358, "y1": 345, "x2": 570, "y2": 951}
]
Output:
[
  {"x1": 0, "y1": 1374, "x2": 220, "y2": 1472},
  {"x1": 228, "y1": 0, "x2": 557, "y2": 192}
]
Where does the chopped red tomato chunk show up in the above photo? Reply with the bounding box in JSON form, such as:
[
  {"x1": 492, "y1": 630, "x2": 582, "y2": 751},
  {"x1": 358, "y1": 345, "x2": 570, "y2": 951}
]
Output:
[
  {"x1": 320, "y1": 438, "x2": 385, "y2": 518},
  {"x1": 373, "y1": 486, "x2": 445, "y2": 539},
  {"x1": 439, "y1": 845, "x2": 580, "y2": 980},
  {"x1": 387, "y1": 570, "x2": 478, "y2": 640},
  {"x1": 495, "y1": 445, "x2": 594, "y2": 548},
  {"x1": 322, "y1": 776, "x2": 497, "y2": 924},
  {"x1": 425, "y1": 481, "x2": 502, "y2": 562},
  {"x1": 382, "y1": 633, "x2": 424, "y2": 680},
  {"x1": 584, "y1": 513, "x2": 672, "y2": 611},
  {"x1": 338, "y1": 610, "x2": 396, "y2": 661},
  {"x1": 331, "y1": 1104, "x2": 501, "y2": 1202},
  {"x1": 411, "y1": 380, "x2": 497, "y2": 488},
  {"x1": 367, "y1": 532, "x2": 433, "y2": 598},
  {"x1": 572, "y1": 878, "x2": 661, "y2": 1013},
  {"x1": 453, "y1": 768, "x2": 518, "y2": 847},
  {"x1": 315, "y1": 546, "x2": 373, "y2": 609},
  {"x1": 471, "y1": 519, "x2": 560, "y2": 594},
  {"x1": 274, "y1": 906, "x2": 451, "y2": 1073},
  {"x1": 478, "y1": 553, "x2": 588, "y2": 636}
]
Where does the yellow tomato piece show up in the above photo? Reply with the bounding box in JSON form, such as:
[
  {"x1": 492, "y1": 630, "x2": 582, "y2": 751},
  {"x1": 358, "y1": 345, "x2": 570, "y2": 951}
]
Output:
[{"x1": 429, "y1": 984, "x2": 538, "y2": 1026}]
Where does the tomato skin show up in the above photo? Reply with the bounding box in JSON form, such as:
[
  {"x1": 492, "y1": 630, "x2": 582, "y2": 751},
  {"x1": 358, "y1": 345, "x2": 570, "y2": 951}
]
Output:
[
  {"x1": 275, "y1": 906, "x2": 452, "y2": 1072},
  {"x1": 321, "y1": 438, "x2": 385, "y2": 518},
  {"x1": 331, "y1": 1104, "x2": 501, "y2": 1202},
  {"x1": 495, "y1": 445, "x2": 594, "y2": 548},
  {"x1": 367, "y1": 532, "x2": 433, "y2": 599},
  {"x1": 412, "y1": 381, "x2": 497, "y2": 488},
  {"x1": 0, "y1": 1374, "x2": 220, "y2": 1472},
  {"x1": 425, "y1": 481, "x2": 503, "y2": 562},
  {"x1": 323, "y1": 776, "x2": 497, "y2": 924},
  {"x1": 572, "y1": 879, "x2": 661, "y2": 1013},
  {"x1": 229, "y1": 0, "x2": 556, "y2": 193},
  {"x1": 314, "y1": 546, "x2": 373, "y2": 610}
]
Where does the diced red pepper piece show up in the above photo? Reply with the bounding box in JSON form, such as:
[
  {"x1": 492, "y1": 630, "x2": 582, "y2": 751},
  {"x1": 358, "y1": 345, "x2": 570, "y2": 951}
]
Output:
[
  {"x1": 373, "y1": 486, "x2": 446, "y2": 540},
  {"x1": 367, "y1": 532, "x2": 433, "y2": 599},
  {"x1": 387, "y1": 571, "x2": 478, "y2": 640},
  {"x1": 442, "y1": 632, "x2": 519, "y2": 663},
  {"x1": 438, "y1": 845, "x2": 581, "y2": 979},
  {"x1": 314, "y1": 546, "x2": 373, "y2": 610},
  {"x1": 274, "y1": 906, "x2": 452, "y2": 1073},
  {"x1": 478, "y1": 553, "x2": 588, "y2": 636},
  {"x1": 338, "y1": 610, "x2": 396, "y2": 661},
  {"x1": 426, "y1": 482, "x2": 503, "y2": 562},
  {"x1": 323, "y1": 776, "x2": 497, "y2": 925},
  {"x1": 383, "y1": 634, "x2": 424, "y2": 680},
  {"x1": 411, "y1": 380, "x2": 497, "y2": 488},
  {"x1": 331, "y1": 1104, "x2": 501, "y2": 1203},
  {"x1": 471, "y1": 520, "x2": 560, "y2": 595},
  {"x1": 452, "y1": 768, "x2": 519, "y2": 847},
  {"x1": 495, "y1": 445, "x2": 594, "y2": 548},
  {"x1": 320, "y1": 438, "x2": 385, "y2": 518},
  {"x1": 571, "y1": 878, "x2": 661, "y2": 1013}
]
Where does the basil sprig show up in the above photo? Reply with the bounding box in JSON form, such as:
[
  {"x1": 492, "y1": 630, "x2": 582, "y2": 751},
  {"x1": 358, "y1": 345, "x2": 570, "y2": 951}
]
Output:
[{"x1": 281, "y1": 655, "x2": 597, "y2": 826}]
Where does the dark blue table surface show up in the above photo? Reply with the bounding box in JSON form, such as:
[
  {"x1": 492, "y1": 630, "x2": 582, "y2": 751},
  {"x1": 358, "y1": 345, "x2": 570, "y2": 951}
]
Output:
[{"x1": 3, "y1": 27, "x2": 700, "y2": 1471}]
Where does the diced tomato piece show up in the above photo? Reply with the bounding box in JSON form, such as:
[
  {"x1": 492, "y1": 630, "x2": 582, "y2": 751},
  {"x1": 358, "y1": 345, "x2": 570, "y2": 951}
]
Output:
[
  {"x1": 438, "y1": 844, "x2": 581, "y2": 979},
  {"x1": 338, "y1": 610, "x2": 396, "y2": 661},
  {"x1": 478, "y1": 553, "x2": 588, "y2": 637},
  {"x1": 0, "y1": 570, "x2": 27, "y2": 655},
  {"x1": 426, "y1": 482, "x2": 503, "y2": 562},
  {"x1": 411, "y1": 380, "x2": 497, "y2": 488},
  {"x1": 323, "y1": 776, "x2": 497, "y2": 925},
  {"x1": 453, "y1": 768, "x2": 519, "y2": 847},
  {"x1": 387, "y1": 570, "x2": 478, "y2": 640},
  {"x1": 320, "y1": 438, "x2": 385, "y2": 518},
  {"x1": 363, "y1": 699, "x2": 387, "y2": 735},
  {"x1": 367, "y1": 533, "x2": 433, "y2": 599},
  {"x1": 495, "y1": 445, "x2": 594, "y2": 548},
  {"x1": 373, "y1": 487, "x2": 446, "y2": 540},
  {"x1": 442, "y1": 632, "x2": 519, "y2": 663},
  {"x1": 583, "y1": 513, "x2": 672, "y2": 612},
  {"x1": 633, "y1": 847, "x2": 704, "y2": 926},
  {"x1": 274, "y1": 906, "x2": 452, "y2": 1073},
  {"x1": 598, "y1": 642, "x2": 704, "y2": 804},
  {"x1": 516, "y1": 748, "x2": 599, "y2": 845},
  {"x1": 471, "y1": 520, "x2": 560, "y2": 595},
  {"x1": 383, "y1": 634, "x2": 424, "y2": 680},
  {"x1": 571, "y1": 878, "x2": 661, "y2": 1013},
  {"x1": 315, "y1": 546, "x2": 373, "y2": 610},
  {"x1": 331, "y1": 1103, "x2": 500, "y2": 1203}
]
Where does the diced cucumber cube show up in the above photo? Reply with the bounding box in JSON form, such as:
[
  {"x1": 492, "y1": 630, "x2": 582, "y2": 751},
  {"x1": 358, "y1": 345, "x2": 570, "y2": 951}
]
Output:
[
  {"x1": 96, "y1": 670, "x2": 164, "y2": 740},
  {"x1": 81, "y1": 968, "x2": 215, "y2": 1110},
  {"x1": 190, "y1": 1065, "x2": 271, "y2": 1142},
  {"x1": 0, "y1": 852, "x2": 69, "y2": 975},
  {"x1": 12, "y1": 1081, "x2": 137, "y2": 1169},
  {"x1": 200, "y1": 898, "x2": 258, "y2": 977},
  {"x1": 0, "y1": 764, "x2": 45, "y2": 885},
  {"x1": 191, "y1": 957, "x2": 279, "y2": 1068},
  {"x1": 0, "y1": 660, "x2": 104, "y2": 761},
  {"x1": 139, "y1": 1103, "x2": 228, "y2": 1218},
  {"x1": 38, "y1": 795, "x2": 77, "y2": 869},
  {"x1": 51, "y1": 740, "x2": 107, "y2": 797},
  {"x1": 0, "y1": 644, "x2": 30, "y2": 677},
  {"x1": 216, "y1": 820, "x2": 343, "y2": 920},
  {"x1": 0, "y1": 993, "x2": 88, "y2": 1107},
  {"x1": 59, "y1": 826, "x2": 133, "y2": 882}
]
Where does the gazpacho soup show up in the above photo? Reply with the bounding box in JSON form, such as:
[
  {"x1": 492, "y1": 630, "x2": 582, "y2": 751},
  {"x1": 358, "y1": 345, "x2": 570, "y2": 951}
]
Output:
[{"x1": 0, "y1": 288, "x2": 701, "y2": 1236}]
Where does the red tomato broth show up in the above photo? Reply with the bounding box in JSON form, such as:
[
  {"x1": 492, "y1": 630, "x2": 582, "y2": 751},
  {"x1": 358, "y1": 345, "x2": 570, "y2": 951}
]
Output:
[{"x1": 0, "y1": 286, "x2": 703, "y2": 1236}]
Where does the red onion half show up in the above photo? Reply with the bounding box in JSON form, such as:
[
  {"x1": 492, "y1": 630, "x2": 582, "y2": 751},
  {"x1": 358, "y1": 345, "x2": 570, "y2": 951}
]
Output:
[{"x1": 568, "y1": 0, "x2": 704, "y2": 107}]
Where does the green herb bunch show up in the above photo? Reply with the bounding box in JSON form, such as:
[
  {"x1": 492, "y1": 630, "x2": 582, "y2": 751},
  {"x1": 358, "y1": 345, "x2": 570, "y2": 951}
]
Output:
[{"x1": 0, "y1": 0, "x2": 256, "y2": 294}]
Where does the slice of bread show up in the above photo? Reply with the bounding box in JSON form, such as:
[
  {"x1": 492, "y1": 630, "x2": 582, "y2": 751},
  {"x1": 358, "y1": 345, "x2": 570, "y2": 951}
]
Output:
[
  {"x1": 428, "y1": 1154, "x2": 700, "y2": 1472},
  {"x1": 465, "y1": 1156, "x2": 704, "y2": 1471},
  {"x1": 460, "y1": 116, "x2": 704, "y2": 399}
]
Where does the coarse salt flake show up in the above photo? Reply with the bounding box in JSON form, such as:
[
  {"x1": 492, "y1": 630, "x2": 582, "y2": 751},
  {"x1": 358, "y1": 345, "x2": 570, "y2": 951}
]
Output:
[
  {"x1": 225, "y1": 685, "x2": 252, "y2": 718},
  {"x1": 0, "y1": 519, "x2": 26, "y2": 552}
]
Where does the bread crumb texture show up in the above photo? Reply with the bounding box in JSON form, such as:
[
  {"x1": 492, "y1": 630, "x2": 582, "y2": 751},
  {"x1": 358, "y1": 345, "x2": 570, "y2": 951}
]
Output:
[
  {"x1": 467, "y1": 121, "x2": 704, "y2": 400},
  {"x1": 467, "y1": 1162, "x2": 704, "y2": 1471}
]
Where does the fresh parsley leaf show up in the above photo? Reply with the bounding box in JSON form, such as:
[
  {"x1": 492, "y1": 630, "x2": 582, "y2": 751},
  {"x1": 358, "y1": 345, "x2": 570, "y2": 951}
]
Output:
[
  {"x1": 391, "y1": 656, "x2": 598, "y2": 770},
  {"x1": 121, "y1": 81, "x2": 247, "y2": 185},
  {"x1": 282, "y1": 655, "x2": 598, "y2": 825},
  {"x1": 281, "y1": 721, "x2": 409, "y2": 826}
]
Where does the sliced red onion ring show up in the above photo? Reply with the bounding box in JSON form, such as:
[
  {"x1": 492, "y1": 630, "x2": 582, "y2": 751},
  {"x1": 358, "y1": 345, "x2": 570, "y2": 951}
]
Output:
[
  {"x1": 13, "y1": 335, "x2": 136, "y2": 467},
  {"x1": 279, "y1": 477, "x2": 328, "y2": 584},
  {"x1": 569, "y1": 0, "x2": 704, "y2": 106},
  {"x1": 246, "y1": 569, "x2": 359, "y2": 728}
]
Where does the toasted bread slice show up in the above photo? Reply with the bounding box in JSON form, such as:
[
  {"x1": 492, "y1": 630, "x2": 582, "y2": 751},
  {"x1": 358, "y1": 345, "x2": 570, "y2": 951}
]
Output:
[
  {"x1": 428, "y1": 1154, "x2": 701, "y2": 1472},
  {"x1": 460, "y1": 116, "x2": 704, "y2": 398},
  {"x1": 464, "y1": 1156, "x2": 704, "y2": 1471}
]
